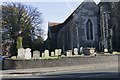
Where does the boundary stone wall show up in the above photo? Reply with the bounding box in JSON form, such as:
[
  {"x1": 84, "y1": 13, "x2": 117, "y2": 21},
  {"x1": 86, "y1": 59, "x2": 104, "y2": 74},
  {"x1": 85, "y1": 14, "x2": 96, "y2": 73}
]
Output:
[{"x1": 2, "y1": 55, "x2": 118, "y2": 70}]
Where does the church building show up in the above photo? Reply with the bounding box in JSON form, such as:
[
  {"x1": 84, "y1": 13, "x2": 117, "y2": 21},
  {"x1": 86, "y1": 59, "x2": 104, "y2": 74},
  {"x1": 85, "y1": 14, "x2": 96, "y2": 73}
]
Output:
[{"x1": 40, "y1": 0, "x2": 120, "y2": 53}]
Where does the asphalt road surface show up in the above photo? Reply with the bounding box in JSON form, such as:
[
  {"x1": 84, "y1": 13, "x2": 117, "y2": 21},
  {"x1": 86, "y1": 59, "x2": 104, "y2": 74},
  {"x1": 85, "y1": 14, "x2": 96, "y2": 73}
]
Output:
[
  {"x1": 2, "y1": 66, "x2": 119, "y2": 79},
  {"x1": 33, "y1": 67, "x2": 119, "y2": 78}
]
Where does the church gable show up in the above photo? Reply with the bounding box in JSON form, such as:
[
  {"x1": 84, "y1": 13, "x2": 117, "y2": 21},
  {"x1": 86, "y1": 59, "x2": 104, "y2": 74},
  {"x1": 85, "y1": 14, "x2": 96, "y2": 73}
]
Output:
[
  {"x1": 41, "y1": 0, "x2": 120, "y2": 52},
  {"x1": 73, "y1": 1, "x2": 99, "y2": 22},
  {"x1": 56, "y1": 0, "x2": 99, "y2": 51}
]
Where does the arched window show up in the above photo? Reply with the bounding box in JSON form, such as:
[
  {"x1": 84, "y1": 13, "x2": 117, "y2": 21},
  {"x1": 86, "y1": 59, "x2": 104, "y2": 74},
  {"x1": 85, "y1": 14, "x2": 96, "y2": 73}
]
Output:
[{"x1": 86, "y1": 19, "x2": 93, "y2": 40}]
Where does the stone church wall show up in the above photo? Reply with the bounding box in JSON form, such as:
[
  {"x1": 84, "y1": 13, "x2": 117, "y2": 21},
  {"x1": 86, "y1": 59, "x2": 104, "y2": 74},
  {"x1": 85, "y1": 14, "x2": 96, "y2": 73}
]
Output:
[
  {"x1": 44, "y1": 1, "x2": 120, "y2": 53},
  {"x1": 57, "y1": 2, "x2": 100, "y2": 52}
]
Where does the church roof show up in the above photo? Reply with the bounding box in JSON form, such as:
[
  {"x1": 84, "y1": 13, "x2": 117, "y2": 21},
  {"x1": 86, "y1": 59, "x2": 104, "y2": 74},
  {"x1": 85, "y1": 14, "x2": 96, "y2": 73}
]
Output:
[
  {"x1": 48, "y1": 22, "x2": 63, "y2": 33},
  {"x1": 48, "y1": 22, "x2": 62, "y2": 27}
]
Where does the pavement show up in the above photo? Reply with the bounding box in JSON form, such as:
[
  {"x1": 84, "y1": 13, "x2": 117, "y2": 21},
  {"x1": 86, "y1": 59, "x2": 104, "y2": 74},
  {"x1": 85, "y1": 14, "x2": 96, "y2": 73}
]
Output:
[{"x1": 0, "y1": 62, "x2": 118, "y2": 78}]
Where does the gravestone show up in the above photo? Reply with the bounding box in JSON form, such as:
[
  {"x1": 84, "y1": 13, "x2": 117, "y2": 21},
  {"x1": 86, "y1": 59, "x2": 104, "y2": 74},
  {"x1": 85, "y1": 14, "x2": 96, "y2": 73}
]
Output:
[
  {"x1": 55, "y1": 49, "x2": 59, "y2": 56},
  {"x1": 74, "y1": 48, "x2": 78, "y2": 55},
  {"x1": 25, "y1": 48, "x2": 32, "y2": 59},
  {"x1": 81, "y1": 54, "x2": 84, "y2": 56},
  {"x1": 112, "y1": 51, "x2": 118, "y2": 54},
  {"x1": 42, "y1": 53, "x2": 44, "y2": 57},
  {"x1": 104, "y1": 49, "x2": 108, "y2": 53},
  {"x1": 17, "y1": 48, "x2": 25, "y2": 59},
  {"x1": 51, "y1": 51, "x2": 55, "y2": 56},
  {"x1": 11, "y1": 56, "x2": 17, "y2": 59},
  {"x1": 80, "y1": 47, "x2": 83, "y2": 54},
  {"x1": 69, "y1": 50, "x2": 72, "y2": 55},
  {"x1": 83, "y1": 48, "x2": 95, "y2": 55},
  {"x1": 66, "y1": 51, "x2": 70, "y2": 57},
  {"x1": 33, "y1": 50, "x2": 40, "y2": 59},
  {"x1": 61, "y1": 55, "x2": 65, "y2": 57},
  {"x1": 44, "y1": 50, "x2": 49, "y2": 58},
  {"x1": 90, "y1": 48, "x2": 95, "y2": 54},
  {"x1": 58, "y1": 49, "x2": 62, "y2": 55},
  {"x1": 66, "y1": 50, "x2": 72, "y2": 57}
]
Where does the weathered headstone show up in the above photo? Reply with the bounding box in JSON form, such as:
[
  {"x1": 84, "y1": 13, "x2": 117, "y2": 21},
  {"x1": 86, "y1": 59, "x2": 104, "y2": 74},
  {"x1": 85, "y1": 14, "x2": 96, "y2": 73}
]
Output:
[
  {"x1": 74, "y1": 48, "x2": 78, "y2": 55},
  {"x1": 112, "y1": 51, "x2": 118, "y2": 54},
  {"x1": 80, "y1": 47, "x2": 83, "y2": 54},
  {"x1": 81, "y1": 54, "x2": 84, "y2": 56},
  {"x1": 25, "y1": 48, "x2": 32, "y2": 59},
  {"x1": 90, "y1": 48, "x2": 95, "y2": 54},
  {"x1": 33, "y1": 50, "x2": 40, "y2": 59},
  {"x1": 42, "y1": 53, "x2": 44, "y2": 57},
  {"x1": 104, "y1": 49, "x2": 108, "y2": 53},
  {"x1": 51, "y1": 51, "x2": 55, "y2": 56},
  {"x1": 17, "y1": 48, "x2": 25, "y2": 59},
  {"x1": 61, "y1": 55, "x2": 65, "y2": 57},
  {"x1": 66, "y1": 50, "x2": 72, "y2": 57},
  {"x1": 11, "y1": 56, "x2": 17, "y2": 59},
  {"x1": 66, "y1": 51, "x2": 69, "y2": 57},
  {"x1": 44, "y1": 50, "x2": 49, "y2": 58},
  {"x1": 69, "y1": 50, "x2": 72, "y2": 55},
  {"x1": 58, "y1": 49, "x2": 62, "y2": 55},
  {"x1": 55, "y1": 49, "x2": 59, "y2": 56}
]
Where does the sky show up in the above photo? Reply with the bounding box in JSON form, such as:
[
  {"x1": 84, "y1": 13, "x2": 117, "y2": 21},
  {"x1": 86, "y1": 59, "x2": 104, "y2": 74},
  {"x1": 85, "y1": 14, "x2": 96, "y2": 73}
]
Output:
[{"x1": 0, "y1": 0, "x2": 101, "y2": 40}]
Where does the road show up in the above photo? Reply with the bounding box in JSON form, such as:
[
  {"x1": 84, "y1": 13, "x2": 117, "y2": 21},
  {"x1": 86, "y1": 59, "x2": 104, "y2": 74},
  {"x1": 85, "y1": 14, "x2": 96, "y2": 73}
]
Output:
[
  {"x1": 40, "y1": 67, "x2": 119, "y2": 78},
  {"x1": 2, "y1": 66, "x2": 119, "y2": 79},
  {"x1": 32, "y1": 66, "x2": 119, "y2": 78}
]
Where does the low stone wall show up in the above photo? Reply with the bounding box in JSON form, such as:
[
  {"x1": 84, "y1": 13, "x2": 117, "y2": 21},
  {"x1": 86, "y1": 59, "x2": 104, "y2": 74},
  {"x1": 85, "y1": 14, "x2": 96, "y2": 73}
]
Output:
[{"x1": 2, "y1": 55, "x2": 118, "y2": 70}]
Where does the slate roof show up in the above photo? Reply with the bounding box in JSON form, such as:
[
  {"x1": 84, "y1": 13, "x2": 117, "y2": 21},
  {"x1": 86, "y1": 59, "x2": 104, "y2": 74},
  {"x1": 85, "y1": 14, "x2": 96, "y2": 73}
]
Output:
[
  {"x1": 48, "y1": 22, "x2": 61, "y2": 27},
  {"x1": 48, "y1": 22, "x2": 63, "y2": 33}
]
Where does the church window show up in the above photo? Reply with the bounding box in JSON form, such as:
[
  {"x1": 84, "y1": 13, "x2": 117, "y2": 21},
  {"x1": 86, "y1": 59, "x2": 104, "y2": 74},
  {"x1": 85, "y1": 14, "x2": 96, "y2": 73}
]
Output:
[{"x1": 86, "y1": 19, "x2": 93, "y2": 40}]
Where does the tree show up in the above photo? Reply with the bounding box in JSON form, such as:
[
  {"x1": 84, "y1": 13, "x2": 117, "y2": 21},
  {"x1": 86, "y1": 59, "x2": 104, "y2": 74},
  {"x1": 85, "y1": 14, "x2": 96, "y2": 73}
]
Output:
[
  {"x1": 16, "y1": 36, "x2": 23, "y2": 49},
  {"x1": 2, "y1": 2, "x2": 44, "y2": 56}
]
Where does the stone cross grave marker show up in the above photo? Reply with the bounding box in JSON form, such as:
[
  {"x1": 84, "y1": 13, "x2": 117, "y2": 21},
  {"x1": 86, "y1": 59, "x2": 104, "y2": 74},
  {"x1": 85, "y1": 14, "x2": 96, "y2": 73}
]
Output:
[
  {"x1": 33, "y1": 50, "x2": 40, "y2": 59},
  {"x1": 25, "y1": 48, "x2": 32, "y2": 59},
  {"x1": 44, "y1": 50, "x2": 49, "y2": 58},
  {"x1": 74, "y1": 48, "x2": 78, "y2": 55},
  {"x1": 17, "y1": 48, "x2": 25, "y2": 59}
]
